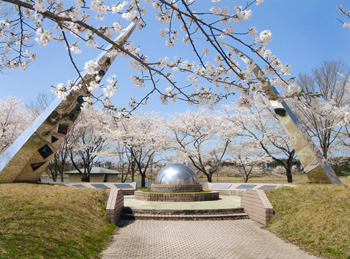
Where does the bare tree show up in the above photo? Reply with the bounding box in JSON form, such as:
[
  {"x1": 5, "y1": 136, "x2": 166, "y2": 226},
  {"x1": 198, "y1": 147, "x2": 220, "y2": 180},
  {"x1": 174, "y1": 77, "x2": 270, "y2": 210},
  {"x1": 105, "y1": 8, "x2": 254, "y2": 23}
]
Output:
[
  {"x1": 293, "y1": 61, "x2": 350, "y2": 158},
  {"x1": 45, "y1": 131, "x2": 73, "y2": 182},
  {"x1": 114, "y1": 144, "x2": 137, "y2": 183},
  {"x1": 25, "y1": 92, "x2": 55, "y2": 119}
]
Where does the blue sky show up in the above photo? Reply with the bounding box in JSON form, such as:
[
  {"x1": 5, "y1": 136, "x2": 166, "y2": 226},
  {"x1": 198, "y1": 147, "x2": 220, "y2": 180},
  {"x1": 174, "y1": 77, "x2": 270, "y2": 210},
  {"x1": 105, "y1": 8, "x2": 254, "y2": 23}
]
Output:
[{"x1": 1, "y1": 0, "x2": 349, "y2": 114}]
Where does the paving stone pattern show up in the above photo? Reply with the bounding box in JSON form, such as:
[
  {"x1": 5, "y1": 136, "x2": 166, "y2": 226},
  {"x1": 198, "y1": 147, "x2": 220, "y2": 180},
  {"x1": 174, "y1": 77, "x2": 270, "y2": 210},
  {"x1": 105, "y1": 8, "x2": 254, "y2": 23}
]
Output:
[{"x1": 100, "y1": 219, "x2": 319, "y2": 259}]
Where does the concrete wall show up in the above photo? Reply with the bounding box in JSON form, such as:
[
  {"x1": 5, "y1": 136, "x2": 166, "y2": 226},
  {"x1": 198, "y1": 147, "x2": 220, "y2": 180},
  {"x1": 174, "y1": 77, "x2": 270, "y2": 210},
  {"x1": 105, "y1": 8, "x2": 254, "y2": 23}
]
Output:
[
  {"x1": 67, "y1": 174, "x2": 119, "y2": 182},
  {"x1": 107, "y1": 174, "x2": 119, "y2": 182},
  {"x1": 241, "y1": 189, "x2": 273, "y2": 225},
  {"x1": 68, "y1": 175, "x2": 81, "y2": 182},
  {"x1": 106, "y1": 189, "x2": 124, "y2": 224},
  {"x1": 90, "y1": 175, "x2": 105, "y2": 182}
]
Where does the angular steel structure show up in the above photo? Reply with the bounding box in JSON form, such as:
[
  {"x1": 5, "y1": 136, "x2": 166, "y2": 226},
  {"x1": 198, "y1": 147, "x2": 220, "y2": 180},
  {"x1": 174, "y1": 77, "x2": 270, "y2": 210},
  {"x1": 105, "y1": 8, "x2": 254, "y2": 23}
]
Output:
[
  {"x1": 0, "y1": 23, "x2": 136, "y2": 183},
  {"x1": 218, "y1": 41, "x2": 341, "y2": 184}
]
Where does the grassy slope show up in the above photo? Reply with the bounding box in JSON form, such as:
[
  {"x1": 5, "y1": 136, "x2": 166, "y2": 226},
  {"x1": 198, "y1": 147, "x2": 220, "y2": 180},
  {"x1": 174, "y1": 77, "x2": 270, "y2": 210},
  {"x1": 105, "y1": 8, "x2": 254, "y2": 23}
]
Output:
[
  {"x1": 0, "y1": 184, "x2": 114, "y2": 259},
  {"x1": 265, "y1": 184, "x2": 350, "y2": 259}
]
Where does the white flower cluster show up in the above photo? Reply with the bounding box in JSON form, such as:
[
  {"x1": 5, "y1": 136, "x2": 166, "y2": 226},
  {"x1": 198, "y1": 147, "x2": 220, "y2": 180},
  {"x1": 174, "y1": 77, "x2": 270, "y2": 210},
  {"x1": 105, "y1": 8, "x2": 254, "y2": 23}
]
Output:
[
  {"x1": 90, "y1": 0, "x2": 107, "y2": 15},
  {"x1": 88, "y1": 81, "x2": 99, "y2": 94},
  {"x1": 65, "y1": 43, "x2": 82, "y2": 54},
  {"x1": 84, "y1": 60, "x2": 99, "y2": 75},
  {"x1": 248, "y1": 26, "x2": 257, "y2": 36},
  {"x1": 162, "y1": 86, "x2": 178, "y2": 104},
  {"x1": 286, "y1": 84, "x2": 301, "y2": 96},
  {"x1": 165, "y1": 31, "x2": 179, "y2": 48},
  {"x1": 237, "y1": 93, "x2": 253, "y2": 108},
  {"x1": 35, "y1": 28, "x2": 54, "y2": 47},
  {"x1": 155, "y1": 9, "x2": 172, "y2": 24},
  {"x1": 122, "y1": 10, "x2": 138, "y2": 21},
  {"x1": 232, "y1": 7, "x2": 252, "y2": 23},
  {"x1": 103, "y1": 75, "x2": 120, "y2": 98},
  {"x1": 33, "y1": 0, "x2": 47, "y2": 13},
  {"x1": 166, "y1": 86, "x2": 173, "y2": 94},
  {"x1": 219, "y1": 25, "x2": 234, "y2": 39},
  {"x1": 259, "y1": 30, "x2": 272, "y2": 45},
  {"x1": 131, "y1": 75, "x2": 145, "y2": 88},
  {"x1": 111, "y1": 2, "x2": 127, "y2": 13},
  {"x1": 187, "y1": 75, "x2": 198, "y2": 86},
  {"x1": 52, "y1": 83, "x2": 69, "y2": 100}
]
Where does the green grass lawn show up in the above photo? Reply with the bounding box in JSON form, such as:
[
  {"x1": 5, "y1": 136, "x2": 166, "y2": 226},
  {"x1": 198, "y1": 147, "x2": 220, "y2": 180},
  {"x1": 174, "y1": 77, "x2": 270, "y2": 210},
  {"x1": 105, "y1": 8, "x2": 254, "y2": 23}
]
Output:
[
  {"x1": 265, "y1": 184, "x2": 350, "y2": 259},
  {"x1": 0, "y1": 183, "x2": 114, "y2": 259}
]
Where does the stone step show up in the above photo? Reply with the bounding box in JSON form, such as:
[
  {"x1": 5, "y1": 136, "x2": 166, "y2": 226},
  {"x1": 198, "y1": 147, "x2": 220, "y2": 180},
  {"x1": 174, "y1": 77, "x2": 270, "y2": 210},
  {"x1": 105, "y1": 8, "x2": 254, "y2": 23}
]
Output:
[
  {"x1": 121, "y1": 206, "x2": 245, "y2": 215},
  {"x1": 120, "y1": 206, "x2": 248, "y2": 221},
  {"x1": 120, "y1": 212, "x2": 249, "y2": 221}
]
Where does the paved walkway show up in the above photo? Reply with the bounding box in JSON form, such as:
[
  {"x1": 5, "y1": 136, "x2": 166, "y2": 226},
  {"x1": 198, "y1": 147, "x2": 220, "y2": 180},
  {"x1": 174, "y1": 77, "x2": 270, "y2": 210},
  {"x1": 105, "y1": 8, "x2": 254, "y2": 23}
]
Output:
[{"x1": 100, "y1": 219, "x2": 319, "y2": 259}]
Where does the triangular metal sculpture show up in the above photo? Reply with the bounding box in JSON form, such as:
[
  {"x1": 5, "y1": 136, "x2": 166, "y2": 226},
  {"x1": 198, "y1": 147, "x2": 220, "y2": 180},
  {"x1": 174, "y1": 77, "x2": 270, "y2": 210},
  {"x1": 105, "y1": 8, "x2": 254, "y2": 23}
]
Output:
[
  {"x1": 0, "y1": 23, "x2": 136, "y2": 183},
  {"x1": 218, "y1": 41, "x2": 341, "y2": 184}
]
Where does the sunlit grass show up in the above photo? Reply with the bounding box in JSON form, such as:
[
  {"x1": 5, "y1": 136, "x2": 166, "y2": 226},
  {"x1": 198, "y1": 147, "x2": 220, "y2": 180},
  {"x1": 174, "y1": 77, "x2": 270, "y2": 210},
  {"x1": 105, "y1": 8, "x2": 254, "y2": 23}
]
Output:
[
  {"x1": 265, "y1": 184, "x2": 350, "y2": 259},
  {"x1": 0, "y1": 183, "x2": 114, "y2": 259}
]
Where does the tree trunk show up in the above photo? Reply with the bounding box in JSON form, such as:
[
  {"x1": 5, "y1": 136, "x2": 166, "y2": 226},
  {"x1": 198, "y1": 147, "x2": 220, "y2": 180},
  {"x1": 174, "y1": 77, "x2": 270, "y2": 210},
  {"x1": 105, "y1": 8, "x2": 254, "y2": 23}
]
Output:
[
  {"x1": 131, "y1": 160, "x2": 135, "y2": 182},
  {"x1": 207, "y1": 174, "x2": 212, "y2": 183},
  {"x1": 141, "y1": 174, "x2": 146, "y2": 187},
  {"x1": 244, "y1": 175, "x2": 248, "y2": 183},
  {"x1": 286, "y1": 168, "x2": 293, "y2": 183}
]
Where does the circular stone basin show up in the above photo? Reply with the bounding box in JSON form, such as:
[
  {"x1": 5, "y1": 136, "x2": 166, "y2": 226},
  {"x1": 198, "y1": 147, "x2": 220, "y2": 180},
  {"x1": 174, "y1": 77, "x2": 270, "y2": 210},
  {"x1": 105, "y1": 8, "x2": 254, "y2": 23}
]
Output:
[{"x1": 134, "y1": 191, "x2": 219, "y2": 202}]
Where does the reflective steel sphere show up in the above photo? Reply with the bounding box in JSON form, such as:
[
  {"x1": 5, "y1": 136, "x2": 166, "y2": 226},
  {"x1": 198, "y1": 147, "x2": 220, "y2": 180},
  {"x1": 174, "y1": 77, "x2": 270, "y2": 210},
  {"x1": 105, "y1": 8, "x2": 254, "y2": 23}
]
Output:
[{"x1": 154, "y1": 163, "x2": 200, "y2": 185}]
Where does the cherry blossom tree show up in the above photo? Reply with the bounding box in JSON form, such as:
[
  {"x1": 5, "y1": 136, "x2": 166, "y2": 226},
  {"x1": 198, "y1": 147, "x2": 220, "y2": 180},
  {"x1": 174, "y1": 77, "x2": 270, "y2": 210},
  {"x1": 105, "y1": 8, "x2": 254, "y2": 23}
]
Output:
[
  {"x1": 337, "y1": 4, "x2": 350, "y2": 29},
  {"x1": 0, "y1": 0, "x2": 293, "y2": 111},
  {"x1": 227, "y1": 140, "x2": 271, "y2": 182},
  {"x1": 0, "y1": 96, "x2": 30, "y2": 155},
  {"x1": 222, "y1": 96, "x2": 298, "y2": 183},
  {"x1": 166, "y1": 108, "x2": 238, "y2": 182},
  {"x1": 105, "y1": 111, "x2": 168, "y2": 187},
  {"x1": 69, "y1": 106, "x2": 110, "y2": 182},
  {"x1": 290, "y1": 61, "x2": 350, "y2": 159}
]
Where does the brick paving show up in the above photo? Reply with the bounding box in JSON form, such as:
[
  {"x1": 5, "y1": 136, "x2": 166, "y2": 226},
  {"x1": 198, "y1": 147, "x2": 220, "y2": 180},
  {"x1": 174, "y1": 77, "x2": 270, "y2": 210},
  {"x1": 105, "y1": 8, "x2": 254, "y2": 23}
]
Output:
[{"x1": 100, "y1": 219, "x2": 319, "y2": 259}]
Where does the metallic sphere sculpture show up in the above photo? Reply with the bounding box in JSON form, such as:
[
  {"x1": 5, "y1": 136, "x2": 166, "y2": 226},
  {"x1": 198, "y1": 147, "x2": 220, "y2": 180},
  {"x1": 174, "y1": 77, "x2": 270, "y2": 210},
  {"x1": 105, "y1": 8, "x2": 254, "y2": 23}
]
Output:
[
  {"x1": 154, "y1": 163, "x2": 200, "y2": 185},
  {"x1": 135, "y1": 163, "x2": 218, "y2": 201}
]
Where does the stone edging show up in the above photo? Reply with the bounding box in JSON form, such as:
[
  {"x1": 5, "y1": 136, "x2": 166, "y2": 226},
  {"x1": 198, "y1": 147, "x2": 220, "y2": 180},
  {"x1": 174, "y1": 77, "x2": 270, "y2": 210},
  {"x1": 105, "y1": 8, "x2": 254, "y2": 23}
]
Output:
[
  {"x1": 134, "y1": 190, "x2": 219, "y2": 202},
  {"x1": 151, "y1": 184, "x2": 202, "y2": 192}
]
